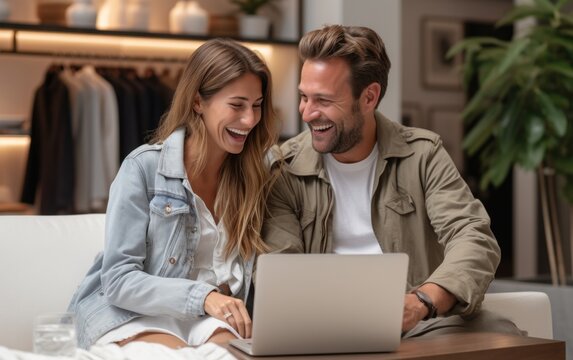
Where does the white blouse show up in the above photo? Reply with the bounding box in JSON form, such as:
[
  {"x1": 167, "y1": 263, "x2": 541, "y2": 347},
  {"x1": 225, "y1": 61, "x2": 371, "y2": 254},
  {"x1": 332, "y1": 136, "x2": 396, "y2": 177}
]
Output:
[
  {"x1": 96, "y1": 191, "x2": 244, "y2": 346},
  {"x1": 191, "y1": 195, "x2": 244, "y2": 296}
]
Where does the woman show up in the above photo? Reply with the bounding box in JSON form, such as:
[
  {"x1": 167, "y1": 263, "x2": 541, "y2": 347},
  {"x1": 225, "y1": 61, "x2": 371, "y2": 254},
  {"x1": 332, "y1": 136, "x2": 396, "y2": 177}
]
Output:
[{"x1": 68, "y1": 38, "x2": 277, "y2": 349}]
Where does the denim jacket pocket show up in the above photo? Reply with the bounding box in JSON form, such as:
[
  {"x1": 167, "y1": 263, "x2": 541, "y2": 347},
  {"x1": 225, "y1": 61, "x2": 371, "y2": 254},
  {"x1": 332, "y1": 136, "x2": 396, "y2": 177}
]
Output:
[
  {"x1": 150, "y1": 194, "x2": 190, "y2": 217},
  {"x1": 148, "y1": 194, "x2": 191, "y2": 276}
]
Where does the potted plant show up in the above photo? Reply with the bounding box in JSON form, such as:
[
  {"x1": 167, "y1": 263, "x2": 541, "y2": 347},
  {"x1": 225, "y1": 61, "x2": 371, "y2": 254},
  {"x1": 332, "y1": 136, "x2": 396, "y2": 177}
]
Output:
[
  {"x1": 449, "y1": 0, "x2": 573, "y2": 286},
  {"x1": 231, "y1": 0, "x2": 277, "y2": 39}
]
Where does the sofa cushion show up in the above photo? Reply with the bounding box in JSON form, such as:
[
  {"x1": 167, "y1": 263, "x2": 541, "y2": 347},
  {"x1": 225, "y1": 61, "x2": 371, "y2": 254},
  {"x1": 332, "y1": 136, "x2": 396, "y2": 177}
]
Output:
[{"x1": 0, "y1": 214, "x2": 105, "y2": 351}]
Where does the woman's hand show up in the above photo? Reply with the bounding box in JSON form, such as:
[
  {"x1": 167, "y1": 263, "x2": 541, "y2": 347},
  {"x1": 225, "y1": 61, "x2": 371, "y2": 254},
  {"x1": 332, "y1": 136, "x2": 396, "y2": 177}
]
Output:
[{"x1": 204, "y1": 291, "x2": 252, "y2": 339}]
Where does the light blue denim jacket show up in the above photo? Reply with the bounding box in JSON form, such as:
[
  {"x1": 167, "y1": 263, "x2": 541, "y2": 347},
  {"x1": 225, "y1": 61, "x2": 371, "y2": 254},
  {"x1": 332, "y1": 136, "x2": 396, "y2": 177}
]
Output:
[{"x1": 68, "y1": 128, "x2": 254, "y2": 349}]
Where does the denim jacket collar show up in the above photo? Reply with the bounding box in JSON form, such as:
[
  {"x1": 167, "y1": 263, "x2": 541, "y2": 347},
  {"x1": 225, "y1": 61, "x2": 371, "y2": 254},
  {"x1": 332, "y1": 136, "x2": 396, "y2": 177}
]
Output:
[{"x1": 157, "y1": 128, "x2": 187, "y2": 179}]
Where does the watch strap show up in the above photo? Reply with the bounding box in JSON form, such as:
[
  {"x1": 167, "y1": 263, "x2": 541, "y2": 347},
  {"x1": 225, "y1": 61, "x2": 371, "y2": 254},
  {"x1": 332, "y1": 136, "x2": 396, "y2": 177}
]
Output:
[{"x1": 413, "y1": 289, "x2": 438, "y2": 321}]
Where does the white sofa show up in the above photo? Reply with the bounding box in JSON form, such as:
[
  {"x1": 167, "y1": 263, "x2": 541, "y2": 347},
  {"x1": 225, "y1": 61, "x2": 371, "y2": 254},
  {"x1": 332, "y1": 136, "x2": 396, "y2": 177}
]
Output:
[
  {"x1": 0, "y1": 214, "x2": 554, "y2": 352},
  {"x1": 0, "y1": 214, "x2": 105, "y2": 351}
]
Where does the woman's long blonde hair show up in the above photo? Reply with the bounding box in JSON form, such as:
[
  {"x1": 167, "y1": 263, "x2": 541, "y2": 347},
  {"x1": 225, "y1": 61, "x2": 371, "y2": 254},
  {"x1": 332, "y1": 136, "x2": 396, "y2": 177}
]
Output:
[{"x1": 152, "y1": 39, "x2": 278, "y2": 260}]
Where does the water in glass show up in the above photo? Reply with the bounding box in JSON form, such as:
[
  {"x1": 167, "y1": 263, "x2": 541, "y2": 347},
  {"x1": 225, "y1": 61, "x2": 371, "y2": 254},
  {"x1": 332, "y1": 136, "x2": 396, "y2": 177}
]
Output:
[{"x1": 33, "y1": 314, "x2": 77, "y2": 356}]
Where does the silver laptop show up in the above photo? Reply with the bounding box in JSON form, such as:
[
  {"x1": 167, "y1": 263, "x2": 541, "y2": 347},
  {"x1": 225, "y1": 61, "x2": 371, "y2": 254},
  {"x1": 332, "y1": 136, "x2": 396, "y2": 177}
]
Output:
[{"x1": 229, "y1": 253, "x2": 409, "y2": 356}]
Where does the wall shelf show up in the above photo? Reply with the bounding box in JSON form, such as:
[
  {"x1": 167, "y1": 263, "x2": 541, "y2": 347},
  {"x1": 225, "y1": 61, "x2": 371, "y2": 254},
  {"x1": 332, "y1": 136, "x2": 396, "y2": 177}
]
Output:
[
  {"x1": 0, "y1": 21, "x2": 302, "y2": 138},
  {"x1": 0, "y1": 22, "x2": 297, "y2": 62}
]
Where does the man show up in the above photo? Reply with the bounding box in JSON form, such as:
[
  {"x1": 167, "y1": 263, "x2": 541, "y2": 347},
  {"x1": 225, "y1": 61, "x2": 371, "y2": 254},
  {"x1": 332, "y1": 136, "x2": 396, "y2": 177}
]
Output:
[{"x1": 262, "y1": 25, "x2": 520, "y2": 336}]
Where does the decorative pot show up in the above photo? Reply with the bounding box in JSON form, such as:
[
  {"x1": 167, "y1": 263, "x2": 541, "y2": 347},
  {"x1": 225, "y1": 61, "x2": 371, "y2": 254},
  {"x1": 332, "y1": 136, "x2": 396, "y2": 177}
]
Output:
[
  {"x1": 96, "y1": 0, "x2": 127, "y2": 30},
  {"x1": 169, "y1": 0, "x2": 185, "y2": 33},
  {"x1": 66, "y1": 0, "x2": 97, "y2": 28},
  {"x1": 125, "y1": 0, "x2": 149, "y2": 31},
  {"x1": 0, "y1": 0, "x2": 10, "y2": 22},
  {"x1": 238, "y1": 14, "x2": 269, "y2": 40},
  {"x1": 37, "y1": 0, "x2": 73, "y2": 26},
  {"x1": 169, "y1": 0, "x2": 208, "y2": 35}
]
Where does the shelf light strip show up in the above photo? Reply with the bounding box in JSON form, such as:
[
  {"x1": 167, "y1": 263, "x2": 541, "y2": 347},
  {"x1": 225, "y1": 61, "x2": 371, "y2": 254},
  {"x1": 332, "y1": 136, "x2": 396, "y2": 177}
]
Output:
[
  {"x1": 0, "y1": 30, "x2": 14, "y2": 51},
  {"x1": 14, "y1": 31, "x2": 273, "y2": 62},
  {"x1": 0, "y1": 135, "x2": 30, "y2": 147}
]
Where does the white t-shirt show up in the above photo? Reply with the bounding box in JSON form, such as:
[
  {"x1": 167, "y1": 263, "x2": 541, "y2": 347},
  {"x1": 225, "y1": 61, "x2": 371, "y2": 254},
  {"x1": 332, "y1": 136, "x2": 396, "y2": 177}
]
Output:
[{"x1": 323, "y1": 145, "x2": 382, "y2": 254}]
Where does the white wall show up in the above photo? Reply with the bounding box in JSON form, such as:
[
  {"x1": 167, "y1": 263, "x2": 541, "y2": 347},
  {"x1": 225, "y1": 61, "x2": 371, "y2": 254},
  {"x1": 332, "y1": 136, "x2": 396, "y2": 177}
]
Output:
[
  {"x1": 302, "y1": 0, "x2": 401, "y2": 123},
  {"x1": 303, "y1": 0, "x2": 343, "y2": 32}
]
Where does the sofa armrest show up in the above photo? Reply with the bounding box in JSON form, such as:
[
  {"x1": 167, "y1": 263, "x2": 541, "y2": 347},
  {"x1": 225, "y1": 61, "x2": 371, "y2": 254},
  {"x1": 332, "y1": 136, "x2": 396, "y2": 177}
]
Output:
[
  {"x1": 482, "y1": 291, "x2": 553, "y2": 339},
  {"x1": 0, "y1": 214, "x2": 105, "y2": 351}
]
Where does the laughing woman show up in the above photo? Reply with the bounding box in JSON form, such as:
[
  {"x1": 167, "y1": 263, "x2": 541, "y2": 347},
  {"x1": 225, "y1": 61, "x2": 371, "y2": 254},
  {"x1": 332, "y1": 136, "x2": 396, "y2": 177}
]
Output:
[{"x1": 68, "y1": 38, "x2": 277, "y2": 349}]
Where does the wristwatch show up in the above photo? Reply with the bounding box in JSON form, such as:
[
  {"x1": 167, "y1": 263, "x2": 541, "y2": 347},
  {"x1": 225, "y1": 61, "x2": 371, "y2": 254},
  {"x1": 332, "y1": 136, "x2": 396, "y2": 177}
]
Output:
[{"x1": 413, "y1": 289, "x2": 438, "y2": 321}]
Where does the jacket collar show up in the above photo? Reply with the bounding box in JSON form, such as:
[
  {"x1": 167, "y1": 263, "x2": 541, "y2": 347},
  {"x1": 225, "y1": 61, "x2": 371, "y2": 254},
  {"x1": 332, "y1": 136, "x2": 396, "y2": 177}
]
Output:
[
  {"x1": 375, "y1": 111, "x2": 414, "y2": 160},
  {"x1": 157, "y1": 128, "x2": 187, "y2": 179},
  {"x1": 280, "y1": 111, "x2": 413, "y2": 176}
]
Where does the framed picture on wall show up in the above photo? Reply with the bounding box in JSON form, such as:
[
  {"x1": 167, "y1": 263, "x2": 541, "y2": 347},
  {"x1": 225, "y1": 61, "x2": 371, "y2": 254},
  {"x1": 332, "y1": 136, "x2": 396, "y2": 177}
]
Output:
[
  {"x1": 421, "y1": 18, "x2": 464, "y2": 90},
  {"x1": 427, "y1": 106, "x2": 465, "y2": 173}
]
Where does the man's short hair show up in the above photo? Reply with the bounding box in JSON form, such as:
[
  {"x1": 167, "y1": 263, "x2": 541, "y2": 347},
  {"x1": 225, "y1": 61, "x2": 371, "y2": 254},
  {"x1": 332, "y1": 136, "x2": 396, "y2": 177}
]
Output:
[{"x1": 299, "y1": 25, "x2": 391, "y2": 107}]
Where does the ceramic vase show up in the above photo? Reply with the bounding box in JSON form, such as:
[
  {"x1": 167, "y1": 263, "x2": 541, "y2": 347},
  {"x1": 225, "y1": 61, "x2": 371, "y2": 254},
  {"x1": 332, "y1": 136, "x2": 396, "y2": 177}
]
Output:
[
  {"x1": 96, "y1": 0, "x2": 127, "y2": 30},
  {"x1": 66, "y1": 0, "x2": 97, "y2": 28},
  {"x1": 169, "y1": 0, "x2": 208, "y2": 35},
  {"x1": 126, "y1": 0, "x2": 149, "y2": 31},
  {"x1": 0, "y1": 0, "x2": 10, "y2": 22}
]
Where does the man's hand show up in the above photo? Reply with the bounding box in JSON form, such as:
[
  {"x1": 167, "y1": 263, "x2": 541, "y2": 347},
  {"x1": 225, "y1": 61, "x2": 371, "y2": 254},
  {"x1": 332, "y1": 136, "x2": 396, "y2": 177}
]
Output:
[
  {"x1": 401, "y1": 283, "x2": 458, "y2": 332},
  {"x1": 402, "y1": 293, "x2": 428, "y2": 332},
  {"x1": 204, "y1": 291, "x2": 252, "y2": 339}
]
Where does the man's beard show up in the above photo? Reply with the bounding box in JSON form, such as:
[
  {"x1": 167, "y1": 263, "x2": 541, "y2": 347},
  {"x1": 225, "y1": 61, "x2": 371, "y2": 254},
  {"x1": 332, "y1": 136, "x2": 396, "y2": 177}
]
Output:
[{"x1": 320, "y1": 101, "x2": 364, "y2": 154}]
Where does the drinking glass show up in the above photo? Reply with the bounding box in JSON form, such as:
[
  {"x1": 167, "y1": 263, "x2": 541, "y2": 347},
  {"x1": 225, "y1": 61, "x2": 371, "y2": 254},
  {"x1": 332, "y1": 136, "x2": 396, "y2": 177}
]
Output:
[{"x1": 33, "y1": 312, "x2": 77, "y2": 356}]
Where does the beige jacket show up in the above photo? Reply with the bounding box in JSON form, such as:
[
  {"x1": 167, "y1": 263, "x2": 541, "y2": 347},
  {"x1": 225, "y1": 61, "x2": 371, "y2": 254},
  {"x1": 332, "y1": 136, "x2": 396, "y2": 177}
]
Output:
[{"x1": 262, "y1": 112, "x2": 500, "y2": 317}]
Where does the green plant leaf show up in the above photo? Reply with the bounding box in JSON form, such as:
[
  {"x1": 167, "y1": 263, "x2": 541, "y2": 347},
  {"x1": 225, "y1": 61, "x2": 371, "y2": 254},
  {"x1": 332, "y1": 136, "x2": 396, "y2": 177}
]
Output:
[
  {"x1": 553, "y1": 156, "x2": 573, "y2": 175},
  {"x1": 561, "y1": 14, "x2": 573, "y2": 26},
  {"x1": 480, "y1": 147, "x2": 516, "y2": 188},
  {"x1": 498, "y1": 97, "x2": 523, "y2": 153},
  {"x1": 543, "y1": 32, "x2": 573, "y2": 52},
  {"x1": 544, "y1": 62, "x2": 573, "y2": 78},
  {"x1": 519, "y1": 141, "x2": 546, "y2": 169},
  {"x1": 537, "y1": 90, "x2": 568, "y2": 136},
  {"x1": 230, "y1": 0, "x2": 276, "y2": 15},
  {"x1": 461, "y1": 0, "x2": 573, "y2": 195},
  {"x1": 534, "y1": 0, "x2": 557, "y2": 12},
  {"x1": 555, "y1": 0, "x2": 569, "y2": 8},
  {"x1": 462, "y1": 92, "x2": 491, "y2": 125},
  {"x1": 497, "y1": 6, "x2": 551, "y2": 27},
  {"x1": 476, "y1": 47, "x2": 507, "y2": 62},
  {"x1": 463, "y1": 103, "x2": 501, "y2": 155},
  {"x1": 481, "y1": 38, "x2": 529, "y2": 90},
  {"x1": 447, "y1": 37, "x2": 508, "y2": 58},
  {"x1": 546, "y1": 93, "x2": 570, "y2": 110},
  {"x1": 526, "y1": 115, "x2": 545, "y2": 145},
  {"x1": 462, "y1": 71, "x2": 513, "y2": 124}
]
